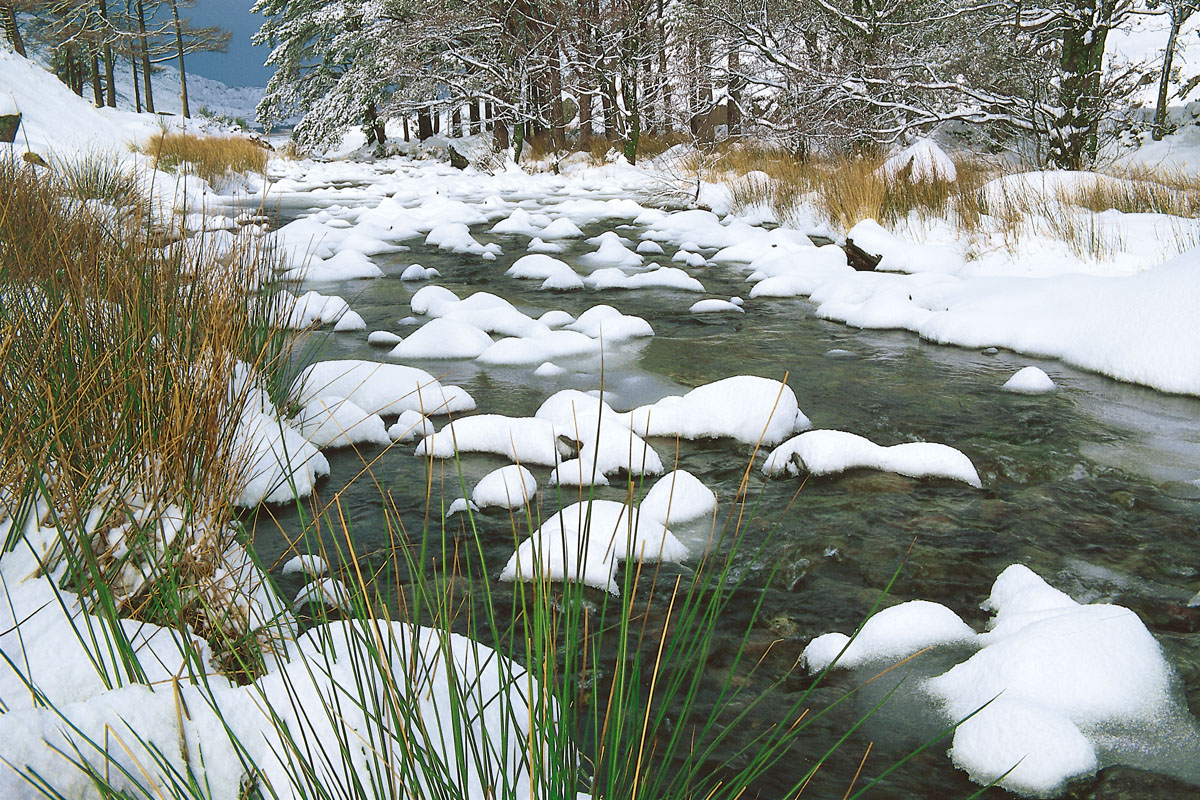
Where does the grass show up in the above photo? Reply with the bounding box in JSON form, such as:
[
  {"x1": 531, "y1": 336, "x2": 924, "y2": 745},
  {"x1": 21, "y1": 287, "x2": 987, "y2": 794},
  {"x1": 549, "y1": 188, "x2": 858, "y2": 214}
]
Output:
[
  {"x1": 145, "y1": 131, "x2": 269, "y2": 186},
  {"x1": 710, "y1": 142, "x2": 1200, "y2": 262},
  {"x1": 0, "y1": 154, "x2": 294, "y2": 683}
]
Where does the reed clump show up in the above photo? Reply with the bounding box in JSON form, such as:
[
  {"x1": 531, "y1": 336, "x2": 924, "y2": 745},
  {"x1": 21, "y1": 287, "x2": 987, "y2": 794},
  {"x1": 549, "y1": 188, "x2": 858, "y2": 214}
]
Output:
[
  {"x1": 145, "y1": 130, "x2": 269, "y2": 185},
  {"x1": 0, "y1": 154, "x2": 289, "y2": 678}
]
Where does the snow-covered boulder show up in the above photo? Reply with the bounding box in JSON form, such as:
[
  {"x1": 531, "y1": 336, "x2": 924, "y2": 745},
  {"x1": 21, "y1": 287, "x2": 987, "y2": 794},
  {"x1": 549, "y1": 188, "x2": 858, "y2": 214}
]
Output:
[
  {"x1": 293, "y1": 360, "x2": 475, "y2": 417},
  {"x1": 500, "y1": 500, "x2": 687, "y2": 594},
  {"x1": 472, "y1": 465, "x2": 538, "y2": 510},
  {"x1": 1003, "y1": 366, "x2": 1057, "y2": 394},
  {"x1": 762, "y1": 430, "x2": 982, "y2": 488},
  {"x1": 625, "y1": 376, "x2": 809, "y2": 447}
]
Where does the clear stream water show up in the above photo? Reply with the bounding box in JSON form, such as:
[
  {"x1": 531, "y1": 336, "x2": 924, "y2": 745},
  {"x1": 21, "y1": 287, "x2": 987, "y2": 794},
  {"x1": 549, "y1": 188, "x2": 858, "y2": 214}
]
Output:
[{"x1": 241, "y1": 178, "x2": 1200, "y2": 799}]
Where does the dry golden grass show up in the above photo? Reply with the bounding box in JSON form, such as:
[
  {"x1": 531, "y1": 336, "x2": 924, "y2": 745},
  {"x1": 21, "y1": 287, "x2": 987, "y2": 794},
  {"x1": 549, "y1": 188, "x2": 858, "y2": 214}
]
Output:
[
  {"x1": 0, "y1": 156, "x2": 288, "y2": 676},
  {"x1": 712, "y1": 144, "x2": 1200, "y2": 261},
  {"x1": 145, "y1": 131, "x2": 268, "y2": 185}
]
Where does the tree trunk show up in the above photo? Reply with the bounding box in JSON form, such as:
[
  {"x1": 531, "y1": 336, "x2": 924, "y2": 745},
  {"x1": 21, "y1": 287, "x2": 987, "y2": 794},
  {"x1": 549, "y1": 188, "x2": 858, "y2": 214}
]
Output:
[
  {"x1": 1153, "y1": 12, "x2": 1184, "y2": 141},
  {"x1": 131, "y1": 39, "x2": 142, "y2": 112},
  {"x1": 364, "y1": 102, "x2": 385, "y2": 145},
  {"x1": 451, "y1": 106, "x2": 462, "y2": 138},
  {"x1": 417, "y1": 107, "x2": 433, "y2": 140},
  {"x1": 579, "y1": 88, "x2": 592, "y2": 149},
  {"x1": 99, "y1": 0, "x2": 116, "y2": 107},
  {"x1": 402, "y1": 115, "x2": 410, "y2": 142},
  {"x1": 485, "y1": 101, "x2": 494, "y2": 131},
  {"x1": 549, "y1": 45, "x2": 565, "y2": 150},
  {"x1": 138, "y1": 0, "x2": 155, "y2": 113},
  {"x1": 1, "y1": 3, "x2": 25, "y2": 57},
  {"x1": 1048, "y1": 1, "x2": 1112, "y2": 169},
  {"x1": 727, "y1": 46, "x2": 742, "y2": 136},
  {"x1": 91, "y1": 52, "x2": 104, "y2": 107},
  {"x1": 468, "y1": 99, "x2": 480, "y2": 135},
  {"x1": 170, "y1": 0, "x2": 189, "y2": 118},
  {"x1": 494, "y1": 117, "x2": 509, "y2": 150},
  {"x1": 656, "y1": 0, "x2": 669, "y2": 127},
  {"x1": 601, "y1": 62, "x2": 616, "y2": 139}
]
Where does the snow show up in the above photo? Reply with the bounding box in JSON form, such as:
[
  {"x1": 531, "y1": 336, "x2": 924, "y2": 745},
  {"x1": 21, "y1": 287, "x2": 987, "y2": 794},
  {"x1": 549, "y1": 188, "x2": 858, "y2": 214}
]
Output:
[
  {"x1": 500, "y1": 500, "x2": 687, "y2": 594},
  {"x1": 638, "y1": 470, "x2": 717, "y2": 526},
  {"x1": 388, "y1": 318, "x2": 494, "y2": 359},
  {"x1": 388, "y1": 409, "x2": 436, "y2": 442},
  {"x1": 294, "y1": 360, "x2": 476, "y2": 417},
  {"x1": 625, "y1": 376, "x2": 810, "y2": 447},
  {"x1": 232, "y1": 372, "x2": 331, "y2": 506},
  {"x1": 415, "y1": 415, "x2": 565, "y2": 466},
  {"x1": 527, "y1": 237, "x2": 565, "y2": 253},
  {"x1": 284, "y1": 249, "x2": 384, "y2": 282},
  {"x1": 801, "y1": 600, "x2": 976, "y2": 671},
  {"x1": 565, "y1": 305, "x2": 654, "y2": 340},
  {"x1": 536, "y1": 390, "x2": 663, "y2": 477},
  {"x1": 540, "y1": 217, "x2": 586, "y2": 238},
  {"x1": 584, "y1": 266, "x2": 706, "y2": 292},
  {"x1": 401, "y1": 263, "x2": 441, "y2": 280},
  {"x1": 294, "y1": 577, "x2": 351, "y2": 609},
  {"x1": 368, "y1": 330, "x2": 403, "y2": 347},
  {"x1": 877, "y1": 138, "x2": 958, "y2": 184},
  {"x1": 411, "y1": 287, "x2": 548, "y2": 338},
  {"x1": 294, "y1": 395, "x2": 391, "y2": 448},
  {"x1": 689, "y1": 299, "x2": 745, "y2": 314},
  {"x1": 580, "y1": 232, "x2": 644, "y2": 268},
  {"x1": 928, "y1": 565, "x2": 1190, "y2": 796},
  {"x1": 282, "y1": 554, "x2": 328, "y2": 578},
  {"x1": 804, "y1": 564, "x2": 1200, "y2": 797},
  {"x1": 1004, "y1": 366, "x2": 1057, "y2": 394},
  {"x1": 762, "y1": 430, "x2": 982, "y2": 488},
  {"x1": 847, "y1": 219, "x2": 965, "y2": 275},
  {"x1": 472, "y1": 465, "x2": 538, "y2": 509},
  {"x1": 278, "y1": 290, "x2": 363, "y2": 330}
]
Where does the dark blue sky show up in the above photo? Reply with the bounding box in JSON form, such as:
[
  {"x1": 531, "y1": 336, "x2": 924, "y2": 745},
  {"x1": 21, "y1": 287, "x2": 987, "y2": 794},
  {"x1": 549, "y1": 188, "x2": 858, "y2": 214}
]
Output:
[{"x1": 179, "y1": 0, "x2": 273, "y2": 87}]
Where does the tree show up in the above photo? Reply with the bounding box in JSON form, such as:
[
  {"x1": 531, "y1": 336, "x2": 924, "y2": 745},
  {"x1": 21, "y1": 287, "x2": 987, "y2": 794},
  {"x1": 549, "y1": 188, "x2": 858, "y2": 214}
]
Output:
[{"x1": 1149, "y1": 0, "x2": 1199, "y2": 139}]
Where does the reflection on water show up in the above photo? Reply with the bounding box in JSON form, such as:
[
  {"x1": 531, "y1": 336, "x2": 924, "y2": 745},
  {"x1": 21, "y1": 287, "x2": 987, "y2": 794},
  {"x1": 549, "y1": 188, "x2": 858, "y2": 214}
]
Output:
[{"x1": 247, "y1": 188, "x2": 1200, "y2": 798}]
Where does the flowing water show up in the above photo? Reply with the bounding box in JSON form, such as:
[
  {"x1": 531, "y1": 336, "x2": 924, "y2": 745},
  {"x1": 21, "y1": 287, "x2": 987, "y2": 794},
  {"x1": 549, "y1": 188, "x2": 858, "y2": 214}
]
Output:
[{"x1": 239, "y1": 176, "x2": 1200, "y2": 798}]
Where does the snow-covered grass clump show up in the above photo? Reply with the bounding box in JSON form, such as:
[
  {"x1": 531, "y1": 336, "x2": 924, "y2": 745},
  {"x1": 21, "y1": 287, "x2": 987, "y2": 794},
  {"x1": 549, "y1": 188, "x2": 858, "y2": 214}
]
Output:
[
  {"x1": 762, "y1": 430, "x2": 982, "y2": 488},
  {"x1": 804, "y1": 565, "x2": 1200, "y2": 797}
]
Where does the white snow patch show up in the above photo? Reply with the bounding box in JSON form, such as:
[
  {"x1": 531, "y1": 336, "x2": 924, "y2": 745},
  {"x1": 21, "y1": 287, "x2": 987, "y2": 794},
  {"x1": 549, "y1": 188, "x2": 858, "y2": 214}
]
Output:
[{"x1": 762, "y1": 430, "x2": 982, "y2": 488}]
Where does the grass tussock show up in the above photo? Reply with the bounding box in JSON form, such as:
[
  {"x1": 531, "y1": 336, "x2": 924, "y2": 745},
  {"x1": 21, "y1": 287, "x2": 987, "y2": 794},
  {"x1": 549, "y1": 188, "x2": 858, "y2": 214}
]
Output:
[
  {"x1": 714, "y1": 143, "x2": 1200, "y2": 262},
  {"x1": 145, "y1": 131, "x2": 269, "y2": 185},
  {"x1": 0, "y1": 155, "x2": 290, "y2": 680}
]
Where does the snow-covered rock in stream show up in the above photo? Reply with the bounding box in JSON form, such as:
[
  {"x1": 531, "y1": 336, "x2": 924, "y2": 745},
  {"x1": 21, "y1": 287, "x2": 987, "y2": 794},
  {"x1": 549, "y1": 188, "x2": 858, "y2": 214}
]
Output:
[
  {"x1": 293, "y1": 360, "x2": 475, "y2": 417},
  {"x1": 500, "y1": 500, "x2": 687, "y2": 594},
  {"x1": 294, "y1": 395, "x2": 390, "y2": 449},
  {"x1": 803, "y1": 565, "x2": 1200, "y2": 798},
  {"x1": 472, "y1": 465, "x2": 538, "y2": 510},
  {"x1": 762, "y1": 430, "x2": 982, "y2": 488},
  {"x1": 625, "y1": 376, "x2": 809, "y2": 447},
  {"x1": 1003, "y1": 366, "x2": 1057, "y2": 394},
  {"x1": 415, "y1": 415, "x2": 566, "y2": 466}
]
